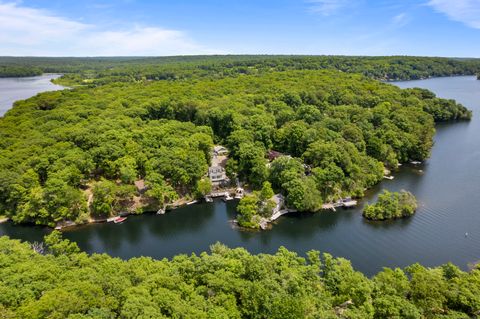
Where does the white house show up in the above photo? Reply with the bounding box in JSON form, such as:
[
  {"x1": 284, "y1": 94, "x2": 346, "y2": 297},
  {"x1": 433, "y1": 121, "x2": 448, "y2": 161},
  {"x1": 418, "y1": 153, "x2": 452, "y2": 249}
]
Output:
[{"x1": 209, "y1": 166, "x2": 227, "y2": 183}]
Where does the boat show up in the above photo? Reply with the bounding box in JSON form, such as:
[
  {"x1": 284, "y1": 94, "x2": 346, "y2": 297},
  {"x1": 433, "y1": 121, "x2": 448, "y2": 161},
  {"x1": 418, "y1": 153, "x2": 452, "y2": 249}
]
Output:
[
  {"x1": 186, "y1": 199, "x2": 199, "y2": 205},
  {"x1": 234, "y1": 187, "x2": 244, "y2": 199},
  {"x1": 383, "y1": 175, "x2": 394, "y2": 180},
  {"x1": 410, "y1": 161, "x2": 422, "y2": 165},
  {"x1": 156, "y1": 208, "x2": 165, "y2": 215},
  {"x1": 113, "y1": 216, "x2": 127, "y2": 224},
  {"x1": 223, "y1": 192, "x2": 233, "y2": 201},
  {"x1": 205, "y1": 196, "x2": 213, "y2": 203}
]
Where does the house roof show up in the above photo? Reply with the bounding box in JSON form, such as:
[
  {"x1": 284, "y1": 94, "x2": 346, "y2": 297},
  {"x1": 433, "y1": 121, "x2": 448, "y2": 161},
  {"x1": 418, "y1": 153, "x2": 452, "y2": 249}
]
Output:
[
  {"x1": 267, "y1": 150, "x2": 283, "y2": 161},
  {"x1": 214, "y1": 145, "x2": 228, "y2": 153}
]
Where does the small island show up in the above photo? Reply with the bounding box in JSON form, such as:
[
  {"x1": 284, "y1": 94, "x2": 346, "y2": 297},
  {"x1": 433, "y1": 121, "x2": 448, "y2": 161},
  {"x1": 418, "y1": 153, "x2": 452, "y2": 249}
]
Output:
[
  {"x1": 236, "y1": 181, "x2": 278, "y2": 229},
  {"x1": 363, "y1": 190, "x2": 417, "y2": 221}
]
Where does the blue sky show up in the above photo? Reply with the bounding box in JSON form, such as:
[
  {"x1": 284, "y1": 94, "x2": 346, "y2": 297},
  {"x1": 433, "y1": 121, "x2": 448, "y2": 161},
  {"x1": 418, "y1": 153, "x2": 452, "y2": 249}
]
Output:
[{"x1": 1, "y1": 0, "x2": 479, "y2": 57}]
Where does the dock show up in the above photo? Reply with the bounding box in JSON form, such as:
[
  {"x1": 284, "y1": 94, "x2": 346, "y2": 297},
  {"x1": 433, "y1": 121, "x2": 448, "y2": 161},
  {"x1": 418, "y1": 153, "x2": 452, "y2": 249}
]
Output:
[
  {"x1": 321, "y1": 203, "x2": 336, "y2": 211},
  {"x1": 322, "y1": 198, "x2": 358, "y2": 210},
  {"x1": 342, "y1": 200, "x2": 357, "y2": 208},
  {"x1": 204, "y1": 196, "x2": 213, "y2": 203},
  {"x1": 210, "y1": 191, "x2": 229, "y2": 198},
  {"x1": 270, "y1": 208, "x2": 297, "y2": 221}
]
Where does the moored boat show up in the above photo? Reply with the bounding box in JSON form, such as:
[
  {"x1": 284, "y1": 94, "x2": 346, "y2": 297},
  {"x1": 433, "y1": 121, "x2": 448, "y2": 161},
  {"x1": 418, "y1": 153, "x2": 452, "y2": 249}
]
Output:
[{"x1": 113, "y1": 216, "x2": 127, "y2": 224}]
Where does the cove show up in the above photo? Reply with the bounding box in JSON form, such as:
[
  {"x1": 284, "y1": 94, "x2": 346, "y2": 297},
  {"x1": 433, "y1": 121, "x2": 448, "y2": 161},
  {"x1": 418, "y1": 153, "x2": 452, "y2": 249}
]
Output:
[
  {"x1": 1, "y1": 76, "x2": 479, "y2": 276},
  {"x1": 0, "y1": 74, "x2": 63, "y2": 116}
]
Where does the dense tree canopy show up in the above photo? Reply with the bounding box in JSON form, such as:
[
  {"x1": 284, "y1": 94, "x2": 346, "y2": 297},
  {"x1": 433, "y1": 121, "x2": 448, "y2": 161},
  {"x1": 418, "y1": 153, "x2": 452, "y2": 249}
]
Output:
[
  {"x1": 0, "y1": 67, "x2": 471, "y2": 226},
  {"x1": 2, "y1": 55, "x2": 480, "y2": 83},
  {"x1": 363, "y1": 190, "x2": 418, "y2": 220},
  {"x1": 0, "y1": 234, "x2": 479, "y2": 318}
]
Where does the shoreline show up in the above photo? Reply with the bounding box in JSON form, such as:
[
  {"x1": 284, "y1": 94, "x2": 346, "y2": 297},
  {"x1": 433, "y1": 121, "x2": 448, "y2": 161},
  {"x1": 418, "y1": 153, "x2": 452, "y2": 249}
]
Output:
[{"x1": 53, "y1": 187, "x2": 241, "y2": 231}]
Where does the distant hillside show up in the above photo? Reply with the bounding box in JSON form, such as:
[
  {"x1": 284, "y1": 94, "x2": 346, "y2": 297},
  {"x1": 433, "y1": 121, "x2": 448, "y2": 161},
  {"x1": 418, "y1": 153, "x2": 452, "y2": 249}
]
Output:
[{"x1": 1, "y1": 55, "x2": 480, "y2": 83}]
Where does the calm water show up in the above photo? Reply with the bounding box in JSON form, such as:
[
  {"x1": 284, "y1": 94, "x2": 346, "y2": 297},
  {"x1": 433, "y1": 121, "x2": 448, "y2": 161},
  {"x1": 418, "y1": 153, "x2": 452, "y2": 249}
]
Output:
[
  {"x1": 0, "y1": 74, "x2": 63, "y2": 116},
  {"x1": 1, "y1": 76, "x2": 480, "y2": 276}
]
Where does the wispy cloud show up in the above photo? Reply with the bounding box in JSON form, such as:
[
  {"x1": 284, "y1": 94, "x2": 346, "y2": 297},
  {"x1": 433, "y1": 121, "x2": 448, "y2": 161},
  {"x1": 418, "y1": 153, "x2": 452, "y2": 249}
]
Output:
[
  {"x1": 392, "y1": 12, "x2": 409, "y2": 27},
  {"x1": 427, "y1": 0, "x2": 480, "y2": 29},
  {"x1": 306, "y1": 0, "x2": 352, "y2": 16},
  {"x1": 0, "y1": 2, "x2": 221, "y2": 56}
]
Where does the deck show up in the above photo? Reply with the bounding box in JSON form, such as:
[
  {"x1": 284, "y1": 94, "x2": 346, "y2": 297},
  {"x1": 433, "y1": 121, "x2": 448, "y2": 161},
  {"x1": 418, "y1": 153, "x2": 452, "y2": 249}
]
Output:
[{"x1": 270, "y1": 208, "x2": 297, "y2": 221}]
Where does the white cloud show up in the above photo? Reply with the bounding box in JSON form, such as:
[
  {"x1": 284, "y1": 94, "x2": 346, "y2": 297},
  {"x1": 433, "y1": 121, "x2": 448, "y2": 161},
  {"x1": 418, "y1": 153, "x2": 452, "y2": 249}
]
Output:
[
  {"x1": 427, "y1": 0, "x2": 480, "y2": 29},
  {"x1": 0, "y1": 2, "x2": 220, "y2": 56},
  {"x1": 392, "y1": 13, "x2": 409, "y2": 27},
  {"x1": 306, "y1": 0, "x2": 351, "y2": 16}
]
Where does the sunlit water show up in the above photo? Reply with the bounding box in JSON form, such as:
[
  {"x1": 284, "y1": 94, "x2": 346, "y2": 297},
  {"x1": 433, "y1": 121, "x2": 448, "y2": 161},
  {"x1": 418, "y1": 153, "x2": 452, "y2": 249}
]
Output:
[
  {"x1": 0, "y1": 74, "x2": 63, "y2": 116},
  {"x1": 1, "y1": 76, "x2": 479, "y2": 276}
]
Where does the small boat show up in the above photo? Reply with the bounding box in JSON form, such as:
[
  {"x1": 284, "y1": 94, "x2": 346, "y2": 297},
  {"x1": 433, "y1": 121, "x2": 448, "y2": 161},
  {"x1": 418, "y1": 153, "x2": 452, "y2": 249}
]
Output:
[
  {"x1": 410, "y1": 161, "x2": 422, "y2": 165},
  {"x1": 186, "y1": 200, "x2": 199, "y2": 205},
  {"x1": 223, "y1": 193, "x2": 233, "y2": 201},
  {"x1": 113, "y1": 216, "x2": 127, "y2": 224},
  {"x1": 156, "y1": 208, "x2": 165, "y2": 215},
  {"x1": 383, "y1": 175, "x2": 394, "y2": 180},
  {"x1": 205, "y1": 196, "x2": 213, "y2": 203},
  {"x1": 234, "y1": 188, "x2": 244, "y2": 199}
]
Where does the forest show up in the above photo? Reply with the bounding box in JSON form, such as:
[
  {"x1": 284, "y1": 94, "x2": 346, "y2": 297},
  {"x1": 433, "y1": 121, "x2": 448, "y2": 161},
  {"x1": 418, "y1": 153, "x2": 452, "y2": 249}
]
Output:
[
  {"x1": 2, "y1": 55, "x2": 480, "y2": 84},
  {"x1": 0, "y1": 56, "x2": 479, "y2": 317},
  {"x1": 0, "y1": 233, "x2": 479, "y2": 318},
  {"x1": 0, "y1": 67, "x2": 472, "y2": 226}
]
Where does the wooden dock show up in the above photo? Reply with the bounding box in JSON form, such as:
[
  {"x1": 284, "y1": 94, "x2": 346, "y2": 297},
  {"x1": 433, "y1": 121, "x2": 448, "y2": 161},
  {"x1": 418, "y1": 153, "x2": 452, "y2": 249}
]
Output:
[
  {"x1": 321, "y1": 203, "x2": 336, "y2": 211},
  {"x1": 322, "y1": 198, "x2": 358, "y2": 211},
  {"x1": 270, "y1": 208, "x2": 297, "y2": 221},
  {"x1": 210, "y1": 191, "x2": 230, "y2": 198}
]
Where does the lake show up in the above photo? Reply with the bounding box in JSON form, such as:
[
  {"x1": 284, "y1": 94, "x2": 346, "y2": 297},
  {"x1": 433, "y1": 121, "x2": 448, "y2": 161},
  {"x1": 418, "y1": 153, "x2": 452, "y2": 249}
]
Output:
[
  {"x1": 0, "y1": 74, "x2": 63, "y2": 116},
  {"x1": 1, "y1": 76, "x2": 479, "y2": 276}
]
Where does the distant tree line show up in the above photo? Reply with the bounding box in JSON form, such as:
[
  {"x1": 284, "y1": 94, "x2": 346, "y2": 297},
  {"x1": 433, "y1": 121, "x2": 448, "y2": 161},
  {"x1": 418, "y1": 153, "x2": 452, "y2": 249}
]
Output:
[
  {"x1": 2, "y1": 55, "x2": 480, "y2": 83},
  {"x1": 0, "y1": 65, "x2": 42, "y2": 77}
]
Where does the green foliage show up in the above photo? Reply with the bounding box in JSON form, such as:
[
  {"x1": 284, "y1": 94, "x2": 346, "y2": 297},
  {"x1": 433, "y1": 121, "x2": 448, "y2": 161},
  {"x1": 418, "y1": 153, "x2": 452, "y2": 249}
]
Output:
[
  {"x1": 236, "y1": 193, "x2": 261, "y2": 228},
  {"x1": 363, "y1": 190, "x2": 417, "y2": 220},
  {"x1": 196, "y1": 178, "x2": 212, "y2": 197},
  {"x1": 259, "y1": 181, "x2": 274, "y2": 201},
  {"x1": 1, "y1": 235, "x2": 479, "y2": 318},
  {"x1": 91, "y1": 179, "x2": 136, "y2": 218},
  {"x1": 2, "y1": 55, "x2": 480, "y2": 83},
  {"x1": 237, "y1": 182, "x2": 277, "y2": 228},
  {"x1": 43, "y1": 230, "x2": 81, "y2": 256},
  {"x1": 0, "y1": 59, "x2": 471, "y2": 225}
]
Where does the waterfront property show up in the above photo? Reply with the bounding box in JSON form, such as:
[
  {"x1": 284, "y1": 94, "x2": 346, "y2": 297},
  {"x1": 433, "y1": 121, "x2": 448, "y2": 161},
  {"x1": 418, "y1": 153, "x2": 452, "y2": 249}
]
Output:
[
  {"x1": 1, "y1": 72, "x2": 480, "y2": 276},
  {"x1": 208, "y1": 166, "x2": 227, "y2": 183},
  {"x1": 209, "y1": 145, "x2": 230, "y2": 186}
]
